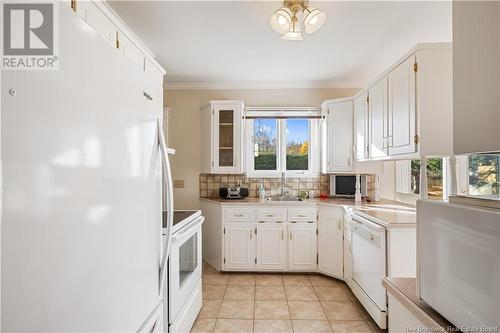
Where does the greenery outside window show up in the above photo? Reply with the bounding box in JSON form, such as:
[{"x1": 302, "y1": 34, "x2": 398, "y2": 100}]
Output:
[
  {"x1": 466, "y1": 154, "x2": 500, "y2": 196},
  {"x1": 396, "y1": 158, "x2": 447, "y2": 200},
  {"x1": 246, "y1": 115, "x2": 318, "y2": 177}
]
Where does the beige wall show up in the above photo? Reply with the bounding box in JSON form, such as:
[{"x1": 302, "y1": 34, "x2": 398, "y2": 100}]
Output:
[
  {"x1": 164, "y1": 88, "x2": 359, "y2": 209},
  {"x1": 379, "y1": 161, "x2": 419, "y2": 206}
]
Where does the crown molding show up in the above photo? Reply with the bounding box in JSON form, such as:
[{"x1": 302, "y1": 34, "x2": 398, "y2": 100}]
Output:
[{"x1": 163, "y1": 81, "x2": 362, "y2": 90}]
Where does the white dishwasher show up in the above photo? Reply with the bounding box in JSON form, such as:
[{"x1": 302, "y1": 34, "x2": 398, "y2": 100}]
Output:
[{"x1": 350, "y1": 212, "x2": 387, "y2": 328}]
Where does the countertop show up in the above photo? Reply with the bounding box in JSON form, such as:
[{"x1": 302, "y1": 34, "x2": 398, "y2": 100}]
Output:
[
  {"x1": 383, "y1": 277, "x2": 460, "y2": 332},
  {"x1": 200, "y1": 197, "x2": 416, "y2": 228}
]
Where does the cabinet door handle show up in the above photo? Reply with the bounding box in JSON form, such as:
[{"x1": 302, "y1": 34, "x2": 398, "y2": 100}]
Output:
[
  {"x1": 281, "y1": 231, "x2": 284, "y2": 240},
  {"x1": 250, "y1": 230, "x2": 253, "y2": 239},
  {"x1": 289, "y1": 231, "x2": 292, "y2": 240},
  {"x1": 347, "y1": 157, "x2": 351, "y2": 166},
  {"x1": 338, "y1": 220, "x2": 342, "y2": 230}
]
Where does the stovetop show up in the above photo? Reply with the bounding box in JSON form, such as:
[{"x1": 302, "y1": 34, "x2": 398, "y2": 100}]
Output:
[{"x1": 162, "y1": 210, "x2": 201, "y2": 230}]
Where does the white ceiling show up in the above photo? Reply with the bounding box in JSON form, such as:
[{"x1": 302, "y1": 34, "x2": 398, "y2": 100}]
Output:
[{"x1": 109, "y1": 1, "x2": 452, "y2": 89}]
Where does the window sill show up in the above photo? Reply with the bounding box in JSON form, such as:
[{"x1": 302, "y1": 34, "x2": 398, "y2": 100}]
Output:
[{"x1": 245, "y1": 171, "x2": 319, "y2": 179}]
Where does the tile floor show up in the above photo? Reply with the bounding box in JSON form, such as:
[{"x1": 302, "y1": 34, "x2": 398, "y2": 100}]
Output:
[{"x1": 190, "y1": 261, "x2": 387, "y2": 333}]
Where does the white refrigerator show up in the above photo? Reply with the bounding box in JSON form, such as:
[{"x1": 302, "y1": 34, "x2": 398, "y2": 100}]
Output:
[
  {"x1": 1, "y1": 5, "x2": 173, "y2": 332},
  {"x1": 418, "y1": 196, "x2": 500, "y2": 330}
]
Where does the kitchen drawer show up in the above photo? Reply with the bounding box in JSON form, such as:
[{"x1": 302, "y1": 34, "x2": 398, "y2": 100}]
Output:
[
  {"x1": 256, "y1": 209, "x2": 287, "y2": 222},
  {"x1": 224, "y1": 208, "x2": 255, "y2": 222},
  {"x1": 288, "y1": 209, "x2": 317, "y2": 222}
]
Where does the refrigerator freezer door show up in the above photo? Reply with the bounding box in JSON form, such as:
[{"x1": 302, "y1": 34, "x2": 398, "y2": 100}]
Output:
[
  {"x1": 1, "y1": 6, "x2": 162, "y2": 332},
  {"x1": 418, "y1": 200, "x2": 500, "y2": 330}
]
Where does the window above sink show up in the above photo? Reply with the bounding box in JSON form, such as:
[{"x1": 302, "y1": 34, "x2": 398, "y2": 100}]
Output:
[{"x1": 244, "y1": 107, "x2": 320, "y2": 178}]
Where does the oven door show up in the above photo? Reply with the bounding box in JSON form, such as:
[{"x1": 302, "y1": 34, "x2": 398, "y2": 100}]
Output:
[{"x1": 169, "y1": 217, "x2": 203, "y2": 323}]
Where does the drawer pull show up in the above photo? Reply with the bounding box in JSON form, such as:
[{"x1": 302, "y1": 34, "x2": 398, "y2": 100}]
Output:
[
  {"x1": 297, "y1": 214, "x2": 307, "y2": 217},
  {"x1": 234, "y1": 214, "x2": 244, "y2": 217},
  {"x1": 266, "y1": 214, "x2": 275, "y2": 217},
  {"x1": 259, "y1": 221, "x2": 266, "y2": 223},
  {"x1": 290, "y1": 221, "x2": 297, "y2": 223}
]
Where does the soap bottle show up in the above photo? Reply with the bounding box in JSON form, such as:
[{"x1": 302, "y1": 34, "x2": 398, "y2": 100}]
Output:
[{"x1": 258, "y1": 183, "x2": 266, "y2": 201}]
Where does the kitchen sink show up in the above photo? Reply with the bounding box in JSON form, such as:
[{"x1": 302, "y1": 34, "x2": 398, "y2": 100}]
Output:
[{"x1": 265, "y1": 197, "x2": 303, "y2": 202}]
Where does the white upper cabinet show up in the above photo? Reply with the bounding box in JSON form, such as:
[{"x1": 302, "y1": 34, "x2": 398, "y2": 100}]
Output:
[
  {"x1": 354, "y1": 92, "x2": 369, "y2": 160},
  {"x1": 387, "y1": 55, "x2": 417, "y2": 156},
  {"x1": 322, "y1": 100, "x2": 354, "y2": 172},
  {"x1": 288, "y1": 222, "x2": 317, "y2": 272},
  {"x1": 453, "y1": 2, "x2": 500, "y2": 154},
  {"x1": 66, "y1": 1, "x2": 165, "y2": 80},
  {"x1": 368, "y1": 77, "x2": 389, "y2": 158},
  {"x1": 202, "y1": 101, "x2": 244, "y2": 174},
  {"x1": 76, "y1": 1, "x2": 116, "y2": 47},
  {"x1": 256, "y1": 222, "x2": 287, "y2": 271},
  {"x1": 224, "y1": 223, "x2": 256, "y2": 271},
  {"x1": 347, "y1": 43, "x2": 452, "y2": 161},
  {"x1": 317, "y1": 206, "x2": 344, "y2": 279}
]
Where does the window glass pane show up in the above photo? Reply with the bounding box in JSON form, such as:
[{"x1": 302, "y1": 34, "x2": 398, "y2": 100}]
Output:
[
  {"x1": 286, "y1": 119, "x2": 309, "y2": 171},
  {"x1": 468, "y1": 154, "x2": 500, "y2": 196},
  {"x1": 218, "y1": 110, "x2": 234, "y2": 167},
  {"x1": 410, "y1": 158, "x2": 443, "y2": 199},
  {"x1": 253, "y1": 119, "x2": 277, "y2": 170}
]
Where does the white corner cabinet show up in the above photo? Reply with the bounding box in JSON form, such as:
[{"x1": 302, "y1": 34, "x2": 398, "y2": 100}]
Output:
[
  {"x1": 321, "y1": 99, "x2": 354, "y2": 173},
  {"x1": 322, "y1": 43, "x2": 453, "y2": 164},
  {"x1": 317, "y1": 205, "x2": 344, "y2": 278},
  {"x1": 201, "y1": 101, "x2": 245, "y2": 174}
]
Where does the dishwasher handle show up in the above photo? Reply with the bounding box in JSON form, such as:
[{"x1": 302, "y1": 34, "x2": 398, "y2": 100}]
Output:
[{"x1": 352, "y1": 220, "x2": 382, "y2": 248}]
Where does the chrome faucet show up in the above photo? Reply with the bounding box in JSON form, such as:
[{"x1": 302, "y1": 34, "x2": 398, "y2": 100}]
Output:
[{"x1": 281, "y1": 171, "x2": 287, "y2": 197}]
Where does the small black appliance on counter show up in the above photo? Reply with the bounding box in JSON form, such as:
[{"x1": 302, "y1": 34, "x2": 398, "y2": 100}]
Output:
[{"x1": 219, "y1": 186, "x2": 249, "y2": 199}]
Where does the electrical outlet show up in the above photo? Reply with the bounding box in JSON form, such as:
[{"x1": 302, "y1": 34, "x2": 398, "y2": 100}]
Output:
[{"x1": 173, "y1": 180, "x2": 185, "y2": 188}]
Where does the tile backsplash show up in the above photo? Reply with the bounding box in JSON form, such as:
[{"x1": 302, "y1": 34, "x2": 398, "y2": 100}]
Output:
[{"x1": 199, "y1": 174, "x2": 375, "y2": 198}]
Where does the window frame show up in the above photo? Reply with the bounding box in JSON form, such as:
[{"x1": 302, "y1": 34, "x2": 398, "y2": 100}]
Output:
[
  {"x1": 396, "y1": 157, "x2": 449, "y2": 200},
  {"x1": 245, "y1": 117, "x2": 319, "y2": 178},
  {"x1": 456, "y1": 153, "x2": 500, "y2": 196}
]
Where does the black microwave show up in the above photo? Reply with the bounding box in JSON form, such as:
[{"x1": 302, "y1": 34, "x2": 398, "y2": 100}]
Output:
[{"x1": 329, "y1": 175, "x2": 368, "y2": 197}]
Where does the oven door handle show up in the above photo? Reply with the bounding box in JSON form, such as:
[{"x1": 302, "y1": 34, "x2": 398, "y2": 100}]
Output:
[{"x1": 172, "y1": 216, "x2": 205, "y2": 242}]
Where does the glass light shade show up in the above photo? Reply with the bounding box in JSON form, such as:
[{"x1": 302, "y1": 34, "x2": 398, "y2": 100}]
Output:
[
  {"x1": 282, "y1": 31, "x2": 303, "y2": 41},
  {"x1": 303, "y1": 7, "x2": 326, "y2": 34},
  {"x1": 282, "y1": 14, "x2": 303, "y2": 41},
  {"x1": 270, "y1": 8, "x2": 293, "y2": 34}
]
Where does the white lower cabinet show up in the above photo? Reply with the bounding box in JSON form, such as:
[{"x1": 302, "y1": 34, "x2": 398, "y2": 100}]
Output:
[
  {"x1": 256, "y1": 222, "x2": 287, "y2": 271},
  {"x1": 288, "y1": 222, "x2": 318, "y2": 271},
  {"x1": 317, "y1": 206, "x2": 344, "y2": 278},
  {"x1": 224, "y1": 223, "x2": 256, "y2": 271},
  {"x1": 343, "y1": 211, "x2": 353, "y2": 286}
]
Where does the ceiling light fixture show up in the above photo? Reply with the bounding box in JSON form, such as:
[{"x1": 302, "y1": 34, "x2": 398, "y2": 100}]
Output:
[{"x1": 270, "y1": 0, "x2": 326, "y2": 40}]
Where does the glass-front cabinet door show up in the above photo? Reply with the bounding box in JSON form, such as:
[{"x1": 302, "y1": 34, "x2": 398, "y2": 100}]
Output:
[{"x1": 212, "y1": 101, "x2": 244, "y2": 173}]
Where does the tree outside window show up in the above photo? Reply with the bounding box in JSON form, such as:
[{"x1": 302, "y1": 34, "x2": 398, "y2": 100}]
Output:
[{"x1": 468, "y1": 154, "x2": 500, "y2": 195}]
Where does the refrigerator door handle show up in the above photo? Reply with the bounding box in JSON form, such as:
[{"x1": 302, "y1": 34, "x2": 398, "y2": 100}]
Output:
[{"x1": 158, "y1": 118, "x2": 174, "y2": 296}]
